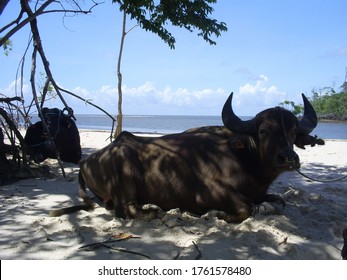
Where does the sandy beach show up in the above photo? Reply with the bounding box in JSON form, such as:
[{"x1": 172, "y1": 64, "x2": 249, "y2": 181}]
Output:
[{"x1": 0, "y1": 130, "x2": 346, "y2": 260}]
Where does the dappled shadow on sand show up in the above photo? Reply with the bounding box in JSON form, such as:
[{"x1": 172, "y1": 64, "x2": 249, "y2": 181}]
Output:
[{"x1": 0, "y1": 155, "x2": 346, "y2": 259}]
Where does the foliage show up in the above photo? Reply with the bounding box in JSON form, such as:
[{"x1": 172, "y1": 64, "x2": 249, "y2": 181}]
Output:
[
  {"x1": 112, "y1": 0, "x2": 228, "y2": 49},
  {"x1": 310, "y1": 86, "x2": 347, "y2": 117},
  {"x1": 279, "y1": 100, "x2": 303, "y2": 116},
  {"x1": 279, "y1": 83, "x2": 347, "y2": 119},
  {"x1": 112, "y1": 0, "x2": 227, "y2": 137},
  {"x1": 38, "y1": 72, "x2": 56, "y2": 103},
  {"x1": 1, "y1": 39, "x2": 12, "y2": 56}
]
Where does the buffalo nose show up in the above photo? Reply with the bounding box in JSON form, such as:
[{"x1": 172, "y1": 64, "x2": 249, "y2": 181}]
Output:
[{"x1": 278, "y1": 149, "x2": 300, "y2": 169}]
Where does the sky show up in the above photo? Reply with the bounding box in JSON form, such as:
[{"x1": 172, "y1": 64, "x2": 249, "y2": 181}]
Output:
[{"x1": 1, "y1": 0, "x2": 346, "y2": 116}]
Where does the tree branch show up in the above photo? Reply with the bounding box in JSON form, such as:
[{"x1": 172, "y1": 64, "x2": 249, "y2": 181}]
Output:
[
  {"x1": 125, "y1": 24, "x2": 139, "y2": 35},
  {"x1": 23, "y1": 0, "x2": 66, "y2": 177},
  {"x1": 0, "y1": 0, "x2": 103, "y2": 47},
  {"x1": 0, "y1": 106, "x2": 27, "y2": 163},
  {"x1": 56, "y1": 86, "x2": 116, "y2": 141},
  {"x1": 0, "y1": 0, "x2": 54, "y2": 47},
  {"x1": 0, "y1": 0, "x2": 10, "y2": 15}
]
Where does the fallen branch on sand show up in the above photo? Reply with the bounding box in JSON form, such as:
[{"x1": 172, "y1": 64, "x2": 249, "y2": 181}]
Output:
[{"x1": 78, "y1": 233, "x2": 151, "y2": 259}]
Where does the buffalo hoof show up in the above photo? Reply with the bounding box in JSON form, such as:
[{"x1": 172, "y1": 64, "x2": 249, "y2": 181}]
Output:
[
  {"x1": 216, "y1": 209, "x2": 253, "y2": 223},
  {"x1": 253, "y1": 201, "x2": 285, "y2": 216},
  {"x1": 264, "y1": 193, "x2": 286, "y2": 209},
  {"x1": 126, "y1": 204, "x2": 159, "y2": 222}
]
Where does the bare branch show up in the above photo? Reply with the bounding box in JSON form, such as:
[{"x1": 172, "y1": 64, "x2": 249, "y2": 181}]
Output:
[
  {"x1": 0, "y1": 0, "x2": 10, "y2": 15},
  {"x1": 126, "y1": 24, "x2": 139, "y2": 35},
  {"x1": 0, "y1": 0, "x2": 103, "y2": 47},
  {"x1": 0, "y1": 9, "x2": 24, "y2": 34},
  {"x1": 14, "y1": 34, "x2": 33, "y2": 119},
  {"x1": 23, "y1": 0, "x2": 66, "y2": 177},
  {"x1": 56, "y1": 86, "x2": 116, "y2": 141},
  {"x1": 0, "y1": 96, "x2": 22, "y2": 103},
  {"x1": 56, "y1": 86, "x2": 116, "y2": 123},
  {"x1": 43, "y1": 0, "x2": 103, "y2": 15},
  {"x1": 0, "y1": 0, "x2": 54, "y2": 47}
]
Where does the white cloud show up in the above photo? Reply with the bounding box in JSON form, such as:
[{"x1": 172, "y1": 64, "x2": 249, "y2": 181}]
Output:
[
  {"x1": 235, "y1": 74, "x2": 287, "y2": 115},
  {"x1": 0, "y1": 79, "x2": 29, "y2": 98},
  {"x1": 155, "y1": 87, "x2": 225, "y2": 107},
  {"x1": 1, "y1": 76, "x2": 288, "y2": 116},
  {"x1": 120, "y1": 83, "x2": 228, "y2": 115}
]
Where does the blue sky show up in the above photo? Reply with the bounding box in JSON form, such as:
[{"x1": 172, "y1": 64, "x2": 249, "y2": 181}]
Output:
[{"x1": 1, "y1": 0, "x2": 346, "y2": 116}]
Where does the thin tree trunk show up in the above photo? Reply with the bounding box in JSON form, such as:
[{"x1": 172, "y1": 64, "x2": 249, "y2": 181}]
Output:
[{"x1": 114, "y1": 9, "x2": 127, "y2": 138}]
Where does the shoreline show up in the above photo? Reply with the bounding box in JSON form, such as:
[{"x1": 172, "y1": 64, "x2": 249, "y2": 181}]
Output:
[
  {"x1": 318, "y1": 118, "x2": 347, "y2": 123},
  {"x1": 318, "y1": 114, "x2": 347, "y2": 122},
  {"x1": 0, "y1": 130, "x2": 346, "y2": 260},
  {"x1": 78, "y1": 128, "x2": 347, "y2": 143}
]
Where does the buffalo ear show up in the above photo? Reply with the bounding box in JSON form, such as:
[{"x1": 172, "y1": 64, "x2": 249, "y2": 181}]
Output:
[{"x1": 295, "y1": 133, "x2": 325, "y2": 149}]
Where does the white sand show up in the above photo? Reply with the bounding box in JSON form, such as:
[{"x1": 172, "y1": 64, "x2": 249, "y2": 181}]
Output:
[{"x1": 0, "y1": 130, "x2": 346, "y2": 260}]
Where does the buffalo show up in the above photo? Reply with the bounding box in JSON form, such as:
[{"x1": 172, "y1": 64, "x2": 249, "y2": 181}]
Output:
[
  {"x1": 25, "y1": 108, "x2": 81, "y2": 164},
  {"x1": 50, "y1": 93, "x2": 323, "y2": 223}
]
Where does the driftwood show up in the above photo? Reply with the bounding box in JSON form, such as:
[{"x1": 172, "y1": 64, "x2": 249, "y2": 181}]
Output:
[{"x1": 0, "y1": 96, "x2": 53, "y2": 185}]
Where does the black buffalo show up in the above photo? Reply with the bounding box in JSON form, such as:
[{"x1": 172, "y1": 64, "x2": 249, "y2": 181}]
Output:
[
  {"x1": 25, "y1": 108, "x2": 81, "y2": 164},
  {"x1": 50, "y1": 93, "x2": 323, "y2": 222}
]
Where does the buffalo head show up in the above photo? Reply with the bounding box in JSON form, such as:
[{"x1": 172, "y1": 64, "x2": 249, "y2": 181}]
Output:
[{"x1": 222, "y1": 93, "x2": 319, "y2": 172}]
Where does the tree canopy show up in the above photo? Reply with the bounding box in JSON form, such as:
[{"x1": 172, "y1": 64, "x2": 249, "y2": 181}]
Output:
[
  {"x1": 279, "y1": 100, "x2": 303, "y2": 116},
  {"x1": 310, "y1": 86, "x2": 347, "y2": 120},
  {"x1": 113, "y1": 0, "x2": 227, "y2": 49},
  {"x1": 279, "y1": 84, "x2": 347, "y2": 120}
]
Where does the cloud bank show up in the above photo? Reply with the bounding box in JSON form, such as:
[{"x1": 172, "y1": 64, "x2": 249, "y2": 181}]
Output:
[{"x1": 1, "y1": 75, "x2": 289, "y2": 116}]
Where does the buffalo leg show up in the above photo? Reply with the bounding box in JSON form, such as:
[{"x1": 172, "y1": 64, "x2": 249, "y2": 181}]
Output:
[
  {"x1": 263, "y1": 193, "x2": 286, "y2": 208},
  {"x1": 253, "y1": 193, "x2": 286, "y2": 216},
  {"x1": 104, "y1": 195, "x2": 127, "y2": 219},
  {"x1": 114, "y1": 147, "x2": 158, "y2": 221},
  {"x1": 97, "y1": 197, "x2": 126, "y2": 219},
  {"x1": 216, "y1": 195, "x2": 253, "y2": 223},
  {"x1": 216, "y1": 208, "x2": 253, "y2": 223}
]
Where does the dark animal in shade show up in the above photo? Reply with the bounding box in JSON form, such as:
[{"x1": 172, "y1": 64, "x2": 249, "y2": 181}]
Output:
[
  {"x1": 50, "y1": 93, "x2": 324, "y2": 223},
  {"x1": 25, "y1": 108, "x2": 81, "y2": 164}
]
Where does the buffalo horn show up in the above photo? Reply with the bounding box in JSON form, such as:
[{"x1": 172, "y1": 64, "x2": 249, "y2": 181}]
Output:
[
  {"x1": 222, "y1": 92, "x2": 256, "y2": 134},
  {"x1": 298, "y1": 93, "x2": 318, "y2": 134}
]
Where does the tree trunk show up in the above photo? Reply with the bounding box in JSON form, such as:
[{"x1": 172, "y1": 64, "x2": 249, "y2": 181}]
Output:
[{"x1": 114, "y1": 9, "x2": 127, "y2": 138}]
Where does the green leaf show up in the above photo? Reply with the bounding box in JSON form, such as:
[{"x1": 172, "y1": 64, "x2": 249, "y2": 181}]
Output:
[{"x1": 113, "y1": 0, "x2": 227, "y2": 49}]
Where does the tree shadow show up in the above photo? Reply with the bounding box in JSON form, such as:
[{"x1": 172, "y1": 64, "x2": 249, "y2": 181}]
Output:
[{"x1": 0, "y1": 150, "x2": 346, "y2": 259}]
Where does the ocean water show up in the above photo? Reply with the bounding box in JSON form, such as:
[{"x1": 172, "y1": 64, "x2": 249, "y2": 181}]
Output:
[
  {"x1": 29, "y1": 114, "x2": 347, "y2": 140},
  {"x1": 76, "y1": 115, "x2": 224, "y2": 134}
]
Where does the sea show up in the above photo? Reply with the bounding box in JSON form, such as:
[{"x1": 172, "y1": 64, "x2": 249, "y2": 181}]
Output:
[{"x1": 29, "y1": 114, "x2": 347, "y2": 140}]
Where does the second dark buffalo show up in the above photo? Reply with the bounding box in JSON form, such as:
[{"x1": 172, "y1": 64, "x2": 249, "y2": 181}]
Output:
[{"x1": 25, "y1": 108, "x2": 81, "y2": 164}]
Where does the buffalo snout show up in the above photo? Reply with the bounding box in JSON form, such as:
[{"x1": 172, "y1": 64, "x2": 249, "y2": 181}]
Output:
[{"x1": 276, "y1": 148, "x2": 300, "y2": 170}]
